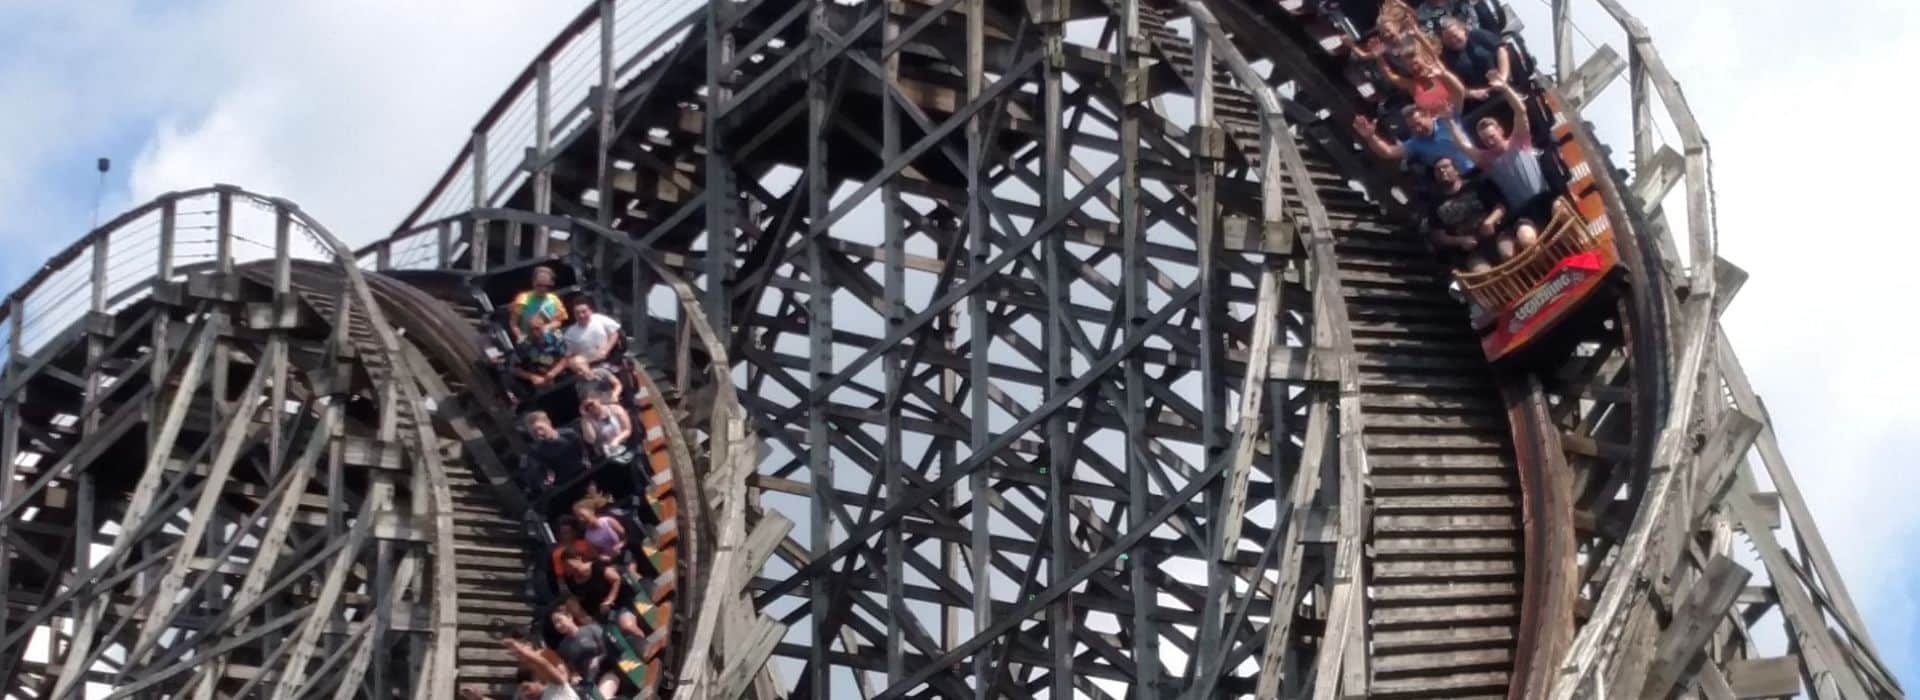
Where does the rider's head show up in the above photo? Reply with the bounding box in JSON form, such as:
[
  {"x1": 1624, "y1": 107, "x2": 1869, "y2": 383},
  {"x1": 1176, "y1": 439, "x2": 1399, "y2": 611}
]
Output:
[
  {"x1": 1439, "y1": 18, "x2": 1471, "y2": 50},
  {"x1": 1432, "y1": 157, "x2": 1464, "y2": 188},
  {"x1": 1475, "y1": 114, "x2": 1511, "y2": 151},
  {"x1": 1406, "y1": 106, "x2": 1438, "y2": 136}
]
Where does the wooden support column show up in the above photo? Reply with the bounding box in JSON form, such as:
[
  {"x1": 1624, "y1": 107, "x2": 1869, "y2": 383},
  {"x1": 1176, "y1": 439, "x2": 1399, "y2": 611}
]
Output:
[
  {"x1": 470, "y1": 128, "x2": 491, "y2": 274},
  {"x1": 962, "y1": 0, "x2": 994, "y2": 695},
  {"x1": 0, "y1": 304, "x2": 21, "y2": 659},
  {"x1": 878, "y1": 0, "x2": 908, "y2": 684},
  {"x1": 596, "y1": 0, "x2": 617, "y2": 228},
  {"x1": 1116, "y1": 0, "x2": 1162, "y2": 693},
  {"x1": 211, "y1": 189, "x2": 234, "y2": 422},
  {"x1": 533, "y1": 59, "x2": 554, "y2": 256}
]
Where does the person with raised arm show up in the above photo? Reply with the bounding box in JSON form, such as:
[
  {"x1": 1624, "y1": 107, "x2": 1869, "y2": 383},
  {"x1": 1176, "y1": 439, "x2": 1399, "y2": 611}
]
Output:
[
  {"x1": 1447, "y1": 74, "x2": 1553, "y2": 225},
  {"x1": 1352, "y1": 103, "x2": 1474, "y2": 171},
  {"x1": 1348, "y1": 34, "x2": 1466, "y2": 119}
]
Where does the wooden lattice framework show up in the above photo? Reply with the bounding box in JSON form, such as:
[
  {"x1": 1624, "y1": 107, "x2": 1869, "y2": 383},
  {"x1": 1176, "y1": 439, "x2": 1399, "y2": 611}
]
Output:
[{"x1": 2, "y1": 0, "x2": 1900, "y2": 698}]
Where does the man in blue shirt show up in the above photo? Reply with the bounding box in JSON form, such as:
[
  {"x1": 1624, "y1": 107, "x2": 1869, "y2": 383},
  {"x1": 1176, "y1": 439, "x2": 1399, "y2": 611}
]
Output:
[{"x1": 1352, "y1": 103, "x2": 1475, "y2": 173}]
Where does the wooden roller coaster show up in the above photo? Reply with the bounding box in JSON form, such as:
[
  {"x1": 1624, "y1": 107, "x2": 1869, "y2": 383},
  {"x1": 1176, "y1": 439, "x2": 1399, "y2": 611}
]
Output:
[{"x1": 0, "y1": 0, "x2": 1900, "y2": 698}]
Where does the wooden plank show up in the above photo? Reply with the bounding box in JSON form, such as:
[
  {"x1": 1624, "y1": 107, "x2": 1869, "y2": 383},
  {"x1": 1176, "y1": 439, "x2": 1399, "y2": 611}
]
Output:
[
  {"x1": 1724, "y1": 656, "x2": 1802, "y2": 698},
  {"x1": 1690, "y1": 410, "x2": 1762, "y2": 527},
  {"x1": 717, "y1": 615, "x2": 786, "y2": 700},
  {"x1": 184, "y1": 411, "x2": 336, "y2": 693},
  {"x1": 1641, "y1": 554, "x2": 1750, "y2": 697},
  {"x1": 1565, "y1": 43, "x2": 1625, "y2": 109},
  {"x1": 1631, "y1": 146, "x2": 1685, "y2": 209},
  {"x1": 733, "y1": 512, "x2": 795, "y2": 590}
]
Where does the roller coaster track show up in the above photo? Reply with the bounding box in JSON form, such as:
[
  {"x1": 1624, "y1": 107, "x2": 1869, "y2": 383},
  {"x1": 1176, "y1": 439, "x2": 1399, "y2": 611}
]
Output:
[{"x1": 0, "y1": 0, "x2": 1901, "y2": 698}]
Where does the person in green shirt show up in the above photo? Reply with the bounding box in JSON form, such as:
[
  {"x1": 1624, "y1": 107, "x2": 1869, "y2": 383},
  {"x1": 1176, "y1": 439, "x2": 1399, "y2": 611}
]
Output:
[{"x1": 509, "y1": 266, "x2": 569, "y2": 342}]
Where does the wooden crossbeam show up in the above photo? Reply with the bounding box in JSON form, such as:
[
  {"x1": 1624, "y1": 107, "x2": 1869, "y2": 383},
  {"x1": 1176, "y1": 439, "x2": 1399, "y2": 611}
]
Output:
[{"x1": 1641, "y1": 554, "x2": 1750, "y2": 697}]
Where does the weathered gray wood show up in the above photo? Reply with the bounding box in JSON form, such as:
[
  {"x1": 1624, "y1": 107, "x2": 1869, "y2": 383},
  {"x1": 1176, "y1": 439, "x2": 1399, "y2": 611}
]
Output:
[
  {"x1": 182, "y1": 409, "x2": 336, "y2": 694},
  {"x1": 1566, "y1": 43, "x2": 1625, "y2": 109},
  {"x1": 271, "y1": 482, "x2": 392, "y2": 699},
  {"x1": 734, "y1": 512, "x2": 794, "y2": 590},
  {"x1": 717, "y1": 614, "x2": 786, "y2": 700},
  {"x1": 127, "y1": 360, "x2": 274, "y2": 665},
  {"x1": 1723, "y1": 656, "x2": 1802, "y2": 698},
  {"x1": 1724, "y1": 471, "x2": 1870, "y2": 699},
  {"x1": 1641, "y1": 554, "x2": 1750, "y2": 697}
]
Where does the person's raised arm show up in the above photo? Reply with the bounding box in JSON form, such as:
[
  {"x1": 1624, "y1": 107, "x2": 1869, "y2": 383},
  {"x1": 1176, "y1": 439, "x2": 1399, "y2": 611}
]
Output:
[
  {"x1": 606, "y1": 372, "x2": 624, "y2": 404},
  {"x1": 1446, "y1": 117, "x2": 1488, "y2": 164},
  {"x1": 1352, "y1": 115, "x2": 1406, "y2": 161},
  {"x1": 1492, "y1": 43, "x2": 1513, "y2": 85},
  {"x1": 1436, "y1": 64, "x2": 1468, "y2": 115},
  {"x1": 1491, "y1": 75, "x2": 1528, "y2": 143},
  {"x1": 504, "y1": 639, "x2": 571, "y2": 686},
  {"x1": 1374, "y1": 51, "x2": 1414, "y2": 92},
  {"x1": 506, "y1": 299, "x2": 527, "y2": 342}
]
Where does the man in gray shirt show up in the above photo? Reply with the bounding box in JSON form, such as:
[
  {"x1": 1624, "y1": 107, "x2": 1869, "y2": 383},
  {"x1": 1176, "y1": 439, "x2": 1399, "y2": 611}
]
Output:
[{"x1": 1448, "y1": 75, "x2": 1554, "y2": 223}]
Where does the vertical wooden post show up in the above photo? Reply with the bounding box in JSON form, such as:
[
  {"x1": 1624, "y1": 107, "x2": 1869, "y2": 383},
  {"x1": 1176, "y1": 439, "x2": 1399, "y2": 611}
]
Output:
[
  {"x1": 472, "y1": 130, "x2": 490, "y2": 273},
  {"x1": 0, "y1": 303, "x2": 21, "y2": 653},
  {"x1": 212, "y1": 190, "x2": 234, "y2": 422},
  {"x1": 962, "y1": 0, "x2": 992, "y2": 694},
  {"x1": 596, "y1": 0, "x2": 617, "y2": 228},
  {"x1": 1117, "y1": 0, "x2": 1160, "y2": 691},
  {"x1": 268, "y1": 207, "x2": 293, "y2": 477},
  {"x1": 84, "y1": 233, "x2": 109, "y2": 433},
  {"x1": 1189, "y1": 23, "x2": 1230, "y2": 685},
  {"x1": 467, "y1": 218, "x2": 487, "y2": 275},
  {"x1": 150, "y1": 199, "x2": 176, "y2": 489},
  {"x1": 1552, "y1": 0, "x2": 1575, "y2": 83},
  {"x1": 878, "y1": 0, "x2": 906, "y2": 682},
  {"x1": 533, "y1": 59, "x2": 555, "y2": 257},
  {"x1": 436, "y1": 221, "x2": 454, "y2": 270}
]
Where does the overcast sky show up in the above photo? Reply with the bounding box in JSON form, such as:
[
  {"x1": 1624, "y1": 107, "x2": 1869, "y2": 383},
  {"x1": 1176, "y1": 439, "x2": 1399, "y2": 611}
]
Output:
[{"x1": 1, "y1": 0, "x2": 1914, "y2": 692}]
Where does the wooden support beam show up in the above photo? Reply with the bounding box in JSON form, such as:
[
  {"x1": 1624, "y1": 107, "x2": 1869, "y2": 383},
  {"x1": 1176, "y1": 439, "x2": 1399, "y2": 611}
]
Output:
[
  {"x1": 1723, "y1": 656, "x2": 1802, "y2": 698},
  {"x1": 1642, "y1": 554, "x2": 1751, "y2": 698},
  {"x1": 1565, "y1": 43, "x2": 1625, "y2": 110},
  {"x1": 1632, "y1": 146, "x2": 1686, "y2": 206},
  {"x1": 716, "y1": 614, "x2": 787, "y2": 700}
]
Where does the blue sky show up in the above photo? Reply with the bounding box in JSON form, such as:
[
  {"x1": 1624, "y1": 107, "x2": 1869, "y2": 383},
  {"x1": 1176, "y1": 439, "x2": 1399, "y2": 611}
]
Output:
[{"x1": 2, "y1": 0, "x2": 1915, "y2": 692}]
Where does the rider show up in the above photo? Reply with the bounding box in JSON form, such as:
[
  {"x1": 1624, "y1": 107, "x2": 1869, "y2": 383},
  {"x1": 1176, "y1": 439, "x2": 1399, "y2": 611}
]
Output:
[
  {"x1": 1447, "y1": 76, "x2": 1555, "y2": 225},
  {"x1": 1436, "y1": 17, "x2": 1514, "y2": 105},
  {"x1": 1416, "y1": 0, "x2": 1500, "y2": 35},
  {"x1": 1426, "y1": 156, "x2": 1534, "y2": 272},
  {"x1": 1353, "y1": 101, "x2": 1475, "y2": 173}
]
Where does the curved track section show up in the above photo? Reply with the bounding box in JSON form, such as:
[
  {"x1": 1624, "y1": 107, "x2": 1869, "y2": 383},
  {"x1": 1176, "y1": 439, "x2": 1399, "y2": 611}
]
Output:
[
  {"x1": 0, "y1": 187, "x2": 466, "y2": 697},
  {"x1": 5, "y1": 0, "x2": 1900, "y2": 697},
  {"x1": 361, "y1": 0, "x2": 1899, "y2": 695}
]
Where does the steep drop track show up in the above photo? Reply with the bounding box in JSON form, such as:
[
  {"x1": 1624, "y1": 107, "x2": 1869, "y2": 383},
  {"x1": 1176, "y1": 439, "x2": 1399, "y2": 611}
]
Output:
[{"x1": 1165, "y1": 1, "x2": 1528, "y2": 694}]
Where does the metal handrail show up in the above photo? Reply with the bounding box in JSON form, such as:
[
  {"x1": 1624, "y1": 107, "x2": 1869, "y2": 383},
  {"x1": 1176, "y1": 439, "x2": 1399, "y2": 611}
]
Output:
[
  {"x1": 386, "y1": 0, "x2": 704, "y2": 238},
  {"x1": 2, "y1": 186, "x2": 340, "y2": 369}
]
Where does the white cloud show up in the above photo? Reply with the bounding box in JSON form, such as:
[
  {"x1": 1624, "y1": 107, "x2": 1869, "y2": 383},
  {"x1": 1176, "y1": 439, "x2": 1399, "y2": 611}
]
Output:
[
  {"x1": 0, "y1": 0, "x2": 582, "y2": 270},
  {"x1": 117, "y1": 1, "x2": 585, "y2": 243}
]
